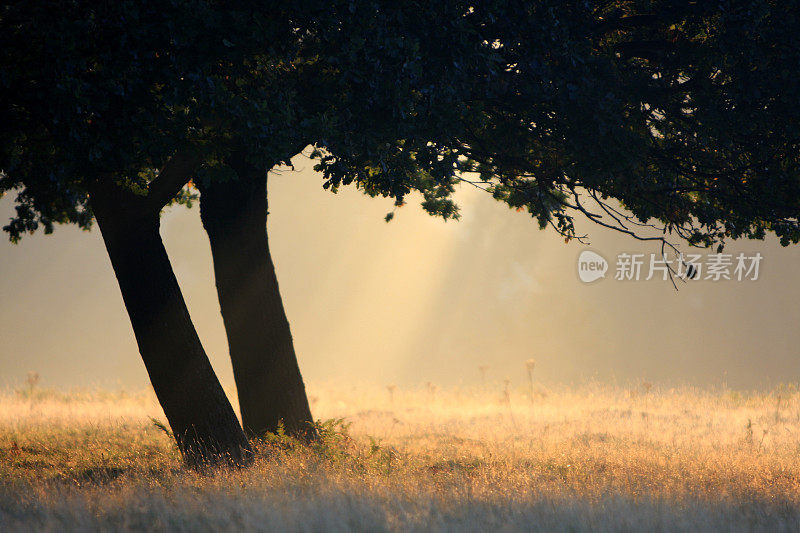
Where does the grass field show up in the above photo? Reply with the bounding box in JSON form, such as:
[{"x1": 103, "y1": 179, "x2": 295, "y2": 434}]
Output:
[{"x1": 1, "y1": 381, "x2": 800, "y2": 531}]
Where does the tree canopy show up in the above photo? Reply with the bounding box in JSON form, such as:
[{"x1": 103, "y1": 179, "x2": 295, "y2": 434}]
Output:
[
  {"x1": 312, "y1": 0, "x2": 800, "y2": 251},
  {"x1": 2, "y1": 1, "x2": 800, "y2": 249}
]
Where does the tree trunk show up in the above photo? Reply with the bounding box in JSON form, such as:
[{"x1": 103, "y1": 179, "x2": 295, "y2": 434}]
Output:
[
  {"x1": 90, "y1": 185, "x2": 252, "y2": 468},
  {"x1": 198, "y1": 162, "x2": 315, "y2": 440}
]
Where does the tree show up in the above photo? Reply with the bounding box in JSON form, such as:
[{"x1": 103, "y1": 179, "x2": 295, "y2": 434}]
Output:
[
  {"x1": 1, "y1": 0, "x2": 482, "y2": 450},
  {"x1": 0, "y1": 0, "x2": 472, "y2": 450},
  {"x1": 89, "y1": 171, "x2": 252, "y2": 468},
  {"x1": 198, "y1": 154, "x2": 316, "y2": 440},
  {"x1": 199, "y1": 0, "x2": 800, "y2": 436},
  {"x1": 0, "y1": 1, "x2": 301, "y2": 466},
  {"x1": 193, "y1": 0, "x2": 507, "y2": 437},
  {"x1": 5, "y1": 0, "x2": 800, "y2": 452},
  {"x1": 201, "y1": 1, "x2": 798, "y2": 431}
]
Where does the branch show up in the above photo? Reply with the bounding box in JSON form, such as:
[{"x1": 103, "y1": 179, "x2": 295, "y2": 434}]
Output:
[
  {"x1": 593, "y1": 14, "x2": 659, "y2": 35},
  {"x1": 146, "y1": 147, "x2": 205, "y2": 212},
  {"x1": 570, "y1": 187, "x2": 680, "y2": 251}
]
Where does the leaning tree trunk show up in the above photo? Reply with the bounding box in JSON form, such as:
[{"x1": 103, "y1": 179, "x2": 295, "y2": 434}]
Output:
[
  {"x1": 198, "y1": 160, "x2": 315, "y2": 440},
  {"x1": 90, "y1": 184, "x2": 252, "y2": 468}
]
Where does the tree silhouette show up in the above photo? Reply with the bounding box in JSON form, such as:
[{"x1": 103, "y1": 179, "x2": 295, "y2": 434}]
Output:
[
  {"x1": 201, "y1": 1, "x2": 800, "y2": 435},
  {"x1": 3, "y1": 1, "x2": 800, "y2": 453}
]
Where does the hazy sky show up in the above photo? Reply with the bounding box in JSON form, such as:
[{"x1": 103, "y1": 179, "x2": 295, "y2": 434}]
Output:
[{"x1": 2, "y1": 157, "x2": 799, "y2": 392}]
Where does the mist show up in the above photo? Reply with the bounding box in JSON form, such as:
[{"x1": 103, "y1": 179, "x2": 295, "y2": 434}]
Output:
[{"x1": 2, "y1": 157, "x2": 799, "y2": 392}]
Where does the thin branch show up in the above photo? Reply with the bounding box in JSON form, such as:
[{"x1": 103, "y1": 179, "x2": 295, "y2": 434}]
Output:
[
  {"x1": 146, "y1": 147, "x2": 205, "y2": 212},
  {"x1": 454, "y1": 176, "x2": 492, "y2": 193},
  {"x1": 571, "y1": 189, "x2": 680, "y2": 251}
]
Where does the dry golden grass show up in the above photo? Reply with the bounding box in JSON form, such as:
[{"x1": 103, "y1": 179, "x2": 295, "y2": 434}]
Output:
[{"x1": 1, "y1": 382, "x2": 800, "y2": 531}]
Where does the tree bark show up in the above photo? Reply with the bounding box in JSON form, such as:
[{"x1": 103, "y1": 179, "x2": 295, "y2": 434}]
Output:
[
  {"x1": 198, "y1": 160, "x2": 315, "y2": 440},
  {"x1": 90, "y1": 184, "x2": 252, "y2": 468}
]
